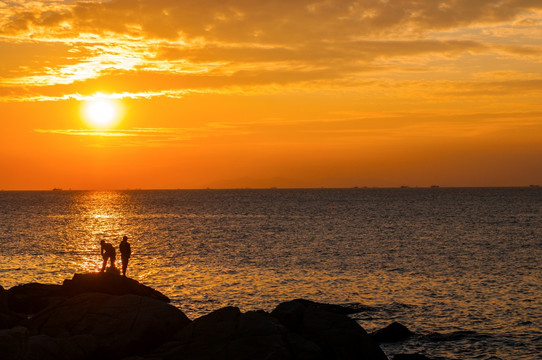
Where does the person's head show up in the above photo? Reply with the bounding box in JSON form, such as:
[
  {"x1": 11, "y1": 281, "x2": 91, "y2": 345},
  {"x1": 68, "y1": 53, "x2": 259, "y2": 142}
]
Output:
[
  {"x1": 123, "y1": 235, "x2": 128, "y2": 241},
  {"x1": 100, "y1": 240, "x2": 105, "y2": 245}
]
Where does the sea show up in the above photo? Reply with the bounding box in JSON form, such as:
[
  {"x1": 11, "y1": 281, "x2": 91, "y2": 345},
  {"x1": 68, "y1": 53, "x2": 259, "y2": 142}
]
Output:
[{"x1": 0, "y1": 188, "x2": 540, "y2": 360}]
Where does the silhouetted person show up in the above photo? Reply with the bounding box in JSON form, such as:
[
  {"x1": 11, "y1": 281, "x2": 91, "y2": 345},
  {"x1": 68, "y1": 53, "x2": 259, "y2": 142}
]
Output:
[
  {"x1": 119, "y1": 235, "x2": 131, "y2": 277},
  {"x1": 100, "y1": 240, "x2": 116, "y2": 272}
]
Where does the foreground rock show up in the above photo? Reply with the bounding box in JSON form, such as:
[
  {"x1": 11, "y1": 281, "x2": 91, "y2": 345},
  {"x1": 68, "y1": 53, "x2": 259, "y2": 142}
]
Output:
[
  {"x1": 1, "y1": 275, "x2": 389, "y2": 360},
  {"x1": 6, "y1": 273, "x2": 169, "y2": 315},
  {"x1": 27, "y1": 293, "x2": 189, "y2": 359},
  {"x1": 370, "y1": 322, "x2": 414, "y2": 344},
  {"x1": 144, "y1": 299, "x2": 388, "y2": 360}
]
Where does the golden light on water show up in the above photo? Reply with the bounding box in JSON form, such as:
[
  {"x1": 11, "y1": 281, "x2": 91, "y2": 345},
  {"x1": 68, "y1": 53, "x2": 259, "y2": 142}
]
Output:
[{"x1": 75, "y1": 191, "x2": 128, "y2": 273}]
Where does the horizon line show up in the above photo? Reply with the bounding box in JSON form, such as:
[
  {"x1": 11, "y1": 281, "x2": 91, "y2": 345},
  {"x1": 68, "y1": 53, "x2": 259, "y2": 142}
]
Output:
[{"x1": 0, "y1": 185, "x2": 540, "y2": 192}]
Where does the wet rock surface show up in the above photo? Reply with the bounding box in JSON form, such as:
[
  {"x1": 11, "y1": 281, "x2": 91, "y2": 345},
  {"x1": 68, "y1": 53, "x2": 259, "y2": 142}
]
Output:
[
  {"x1": 370, "y1": 322, "x2": 414, "y2": 344},
  {"x1": 1, "y1": 274, "x2": 390, "y2": 360}
]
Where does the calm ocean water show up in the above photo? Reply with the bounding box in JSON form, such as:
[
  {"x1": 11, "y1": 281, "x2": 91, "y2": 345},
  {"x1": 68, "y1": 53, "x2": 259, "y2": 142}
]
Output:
[{"x1": 0, "y1": 188, "x2": 540, "y2": 359}]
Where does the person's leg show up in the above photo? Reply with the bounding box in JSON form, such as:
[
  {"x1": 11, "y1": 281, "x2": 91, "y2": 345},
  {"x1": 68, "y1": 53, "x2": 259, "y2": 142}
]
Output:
[
  {"x1": 110, "y1": 254, "x2": 116, "y2": 269},
  {"x1": 101, "y1": 256, "x2": 107, "y2": 272},
  {"x1": 121, "y1": 257, "x2": 126, "y2": 276}
]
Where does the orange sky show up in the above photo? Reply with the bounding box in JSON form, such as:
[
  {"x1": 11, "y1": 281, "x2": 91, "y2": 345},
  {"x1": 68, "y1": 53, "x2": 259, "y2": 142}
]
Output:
[{"x1": 1, "y1": 0, "x2": 541, "y2": 190}]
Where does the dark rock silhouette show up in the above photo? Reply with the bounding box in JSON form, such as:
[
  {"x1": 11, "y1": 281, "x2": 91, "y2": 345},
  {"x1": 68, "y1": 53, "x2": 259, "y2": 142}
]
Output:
[
  {"x1": 28, "y1": 333, "x2": 97, "y2": 360},
  {"x1": 6, "y1": 273, "x2": 169, "y2": 316},
  {"x1": 0, "y1": 326, "x2": 28, "y2": 359},
  {"x1": 62, "y1": 272, "x2": 169, "y2": 302},
  {"x1": 371, "y1": 322, "x2": 414, "y2": 343},
  {"x1": 27, "y1": 293, "x2": 189, "y2": 359},
  {"x1": 0, "y1": 285, "x2": 24, "y2": 329},
  {"x1": 6, "y1": 283, "x2": 64, "y2": 315},
  {"x1": 423, "y1": 330, "x2": 477, "y2": 342},
  {"x1": 278, "y1": 298, "x2": 376, "y2": 315},
  {"x1": 1, "y1": 275, "x2": 390, "y2": 360},
  {"x1": 271, "y1": 299, "x2": 387, "y2": 360},
  {"x1": 146, "y1": 301, "x2": 387, "y2": 360}
]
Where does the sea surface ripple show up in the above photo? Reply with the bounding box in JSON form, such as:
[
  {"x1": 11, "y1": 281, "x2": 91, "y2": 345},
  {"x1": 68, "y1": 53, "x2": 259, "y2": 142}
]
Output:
[{"x1": 0, "y1": 188, "x2": 541, "y2": 359}]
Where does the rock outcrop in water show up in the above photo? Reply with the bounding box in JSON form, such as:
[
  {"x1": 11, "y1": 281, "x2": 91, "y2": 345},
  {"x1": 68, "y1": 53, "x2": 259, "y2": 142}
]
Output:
[
  {"x1": 370, "y1": 322, "x2": 414, "y2": 344},
  {"x1": 0, "y1": 273, "x2": 388, "y2": 360}
]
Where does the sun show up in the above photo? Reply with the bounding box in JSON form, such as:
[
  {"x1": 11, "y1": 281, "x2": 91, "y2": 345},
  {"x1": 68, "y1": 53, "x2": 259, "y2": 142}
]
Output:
[{"x1": 82, "y1": 97, "x2": 121, "y2": 128}]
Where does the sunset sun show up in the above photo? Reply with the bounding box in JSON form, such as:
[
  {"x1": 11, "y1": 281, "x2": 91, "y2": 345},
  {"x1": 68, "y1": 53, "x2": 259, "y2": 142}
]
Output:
[{"x1": 82, "y1": 98, "x2": 120, "y2": 127}]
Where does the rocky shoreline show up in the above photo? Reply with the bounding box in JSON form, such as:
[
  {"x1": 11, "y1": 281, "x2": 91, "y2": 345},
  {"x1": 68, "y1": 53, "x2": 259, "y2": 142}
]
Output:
[{"x1": 0, "y1": 273, "x2": 429, "y2": 360}]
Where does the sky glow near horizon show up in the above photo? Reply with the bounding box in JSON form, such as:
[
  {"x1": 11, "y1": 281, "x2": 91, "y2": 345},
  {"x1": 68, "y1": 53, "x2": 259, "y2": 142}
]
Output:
[{"x1": 1, "y1": 0, "x2": 541, "y2": 189}]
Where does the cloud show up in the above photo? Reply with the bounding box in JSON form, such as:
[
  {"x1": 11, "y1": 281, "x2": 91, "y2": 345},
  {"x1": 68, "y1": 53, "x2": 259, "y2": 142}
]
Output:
[
  {"x1": 3, "y1": 1, "x2": 542, "y2": 41},
  {"x1": 1, "y1": 0, "x2": 541, "y2": 103},
  {"x1": 33, "y1": 123, "x2": 251, "y2": 146},
  {"x1": 441, "y1": 79, "x2": 542, "y2": 96}
]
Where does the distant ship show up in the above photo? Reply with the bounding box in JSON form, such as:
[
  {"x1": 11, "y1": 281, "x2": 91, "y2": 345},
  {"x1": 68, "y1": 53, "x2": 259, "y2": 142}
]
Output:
[{"x1": 52, "y1": 188, "x2": 63, "y2": 191}]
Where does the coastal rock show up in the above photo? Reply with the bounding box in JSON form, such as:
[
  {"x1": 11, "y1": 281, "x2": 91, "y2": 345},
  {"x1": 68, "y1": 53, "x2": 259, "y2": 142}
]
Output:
[
  {"x1": 285, "y1": 301, "x2": 388, "y2": 360},
  {"x1": 423, "y1": 330, "x2": 476, "y2": 342},
  {"x1": 147, "y1": 307, "x2": 304, "y2": 360},
  {"x1": 371, "y1": 322, "x2": 414, "y2": 343},
  {"x1": 146, "y1": 300, "x2": 388, "y2": 360},
  {"x1": 62, "y1": 273, "x2": 170, "y2": 302},
  {"x1": 27, "y1": 292, "x2": 190, "y2": 359},
  {"x1": 0, "y1": 326, "x2": 28, "y2": 360},
  {"x1": 7, "y1": 283, "x2": 64, "y2": 314},
  {"x1": 28, "y1": 334, "x2": 98, "y2": 360},
  {"x1": 280, "y1": 299, "x2": 374, "y2": 315},
  {"x1": 3, "y1": 276, "x2": 390, "y2": 360},
  {"x1": 6, "y1": 273, "x2": 170, "y2": 317},
  {"x1": 0, "y1": 286, "x2": 24, "y2": 328}
]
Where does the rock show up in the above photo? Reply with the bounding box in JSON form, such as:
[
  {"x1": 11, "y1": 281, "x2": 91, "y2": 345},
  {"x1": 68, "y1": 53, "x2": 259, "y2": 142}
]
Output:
[
  {"x1": 62, "y1": 273, "x2": 170, "y2": 302},
  {"x1": 393, "y1": 354, "x2": 433, "y2": 360},
  {"x1": 270, "y1": 299, "x2": 306, "y2": 331},
  {"x1": 6, "y1": 273, "x2": 170, "y2": 317},
  {"x1": 285, "y1": 299, "x2": 375, "y2": 315},
  {"x1": 423, "y1": 330, "x2": 476, "y2": 342},
  {"x1": 371, "y1": 322, "x2": 414, "y2": 343},
  {"x1": 0, "y1": 286, "x2": 25, "y2": 328},
  {"x1": 0, "y1": 285, "x2": 8, "y2": 311},
  {"x1": 28, "y1": 334, "x2": 98, "y2": 360},
  {"x1": 271, "y1": 300, "x2": 388, "y2": 360},
  {"x1": 0, "y1": 326, "x2": 28, "y2": 360},
  {"x1": 7, "y1": 283, "x2": 64, "y2": 314},
  {"x1": 149, "y1": 307, "x2": 305, "y2": 360},
  {"x1": 294, "y1": 303, "x2": 388, "y2": 360},
  {"x1": 4, "y1": 276, "x2": 390, "y2": 360},
  {"x1": 27, "y1": 292, "x2": 190, "y2": 359}
]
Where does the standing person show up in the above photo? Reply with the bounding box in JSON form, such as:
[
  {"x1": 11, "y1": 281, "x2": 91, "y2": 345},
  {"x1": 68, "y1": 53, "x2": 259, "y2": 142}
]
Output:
[
  {"x1": 100, "y1": 240, "x2": 116, "y2": 272},
  {"x1": 119, "y1": 235, "x2": 131, "y2": 277}
]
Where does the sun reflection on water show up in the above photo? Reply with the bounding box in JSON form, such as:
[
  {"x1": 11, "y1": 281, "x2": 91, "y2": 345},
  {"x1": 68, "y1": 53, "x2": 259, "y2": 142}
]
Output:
[{"x1": 68, "y1": 191, "x2": 133, "y2": 273}]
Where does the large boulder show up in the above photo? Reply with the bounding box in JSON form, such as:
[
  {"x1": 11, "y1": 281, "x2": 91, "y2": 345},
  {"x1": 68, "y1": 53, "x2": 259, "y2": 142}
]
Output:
[
  {"x1": 28, "y1": 334, "x2": 98, "y2": 360},
  {"x1": 147, "y1": 307, "x2": 307, "y2": 360},
  {"x1": 6, "y1": 283, "x2": 64, "y2": 314},
  {"x1": 6, "y1": 273, "x2": 170, "y2": 317},
  {"x1": 0, "y1": 286, "x2": 25, "y2": 328},
  {"x1": 285, "y1": 299, "x2": 375, "y2": 315},
  {"x1": 272, "y1": 299, "x2": 388, "y2": 360},
  {"x1": 371, "y1": 322, "x2": 414, "y2": 344},
  {"x1": 0, "y1": 326, "x2": 28, "y2": 360},
  {"x1": 62, "y1": 273, "x2": 169, "y2": 302},
  {"x1": 26, "y1": 293, "x2": 190, "y2": 359},
  {"x1": 146, "y1": 299, "x2": 388, "y2": 360}
]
